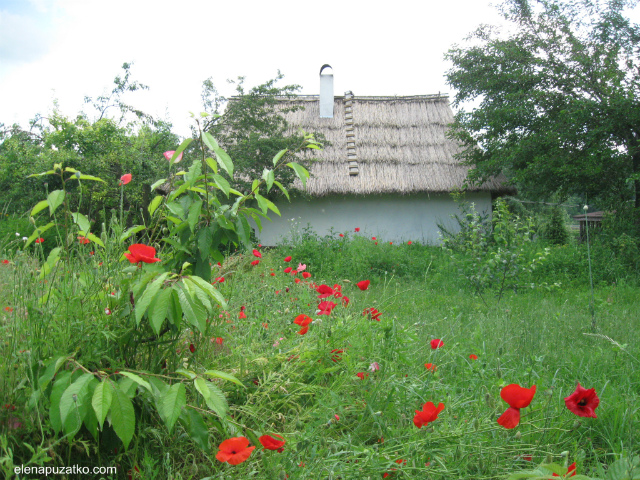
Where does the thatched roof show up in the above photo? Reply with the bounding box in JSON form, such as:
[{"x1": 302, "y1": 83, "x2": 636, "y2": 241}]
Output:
[{"x1": 277, "y1": 93, "x2": 511, "y2": 197}]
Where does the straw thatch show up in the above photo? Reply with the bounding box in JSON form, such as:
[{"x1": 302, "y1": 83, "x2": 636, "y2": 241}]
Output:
[{"x1": 277, "y1": 94, "x2": 511, "y2": 197}]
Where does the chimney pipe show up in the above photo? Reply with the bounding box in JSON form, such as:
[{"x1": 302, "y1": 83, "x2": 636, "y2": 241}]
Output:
[{"x1": 319, "y1": 64, "x2": 334, "y2": 118}]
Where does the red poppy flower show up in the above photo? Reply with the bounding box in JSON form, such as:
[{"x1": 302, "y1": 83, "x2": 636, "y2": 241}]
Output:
[
  {"x1": 294, "y1": 278, "x2": 301, "y2": 283},
  {"x1": 430, "y1": 339, "x2": 444, "y2": 349},
  {"x1": 425, "y1": 363, "x2": 437, "y2": 372},
  {"x1": 124, "y1": 244, "x2": 160, "y2": 264},
  {"x1": 284, "y1": 256, "x2": 292, "y2": 262},
  {"x1": 413, "y1": 401, "x2": 445, "y2": 428},
  {"x1": 4, "y1": 307, "x2": 13, "y2": 312},
  {"x1": 2, "y1": 260, "x2": 9, "y2": 265},
  {"x1": 251, "y1": 260, "x2": 260, "y2": 266},
  {"x1": 372, "y1": 237, "x2": 377, "y2": 240},
  {"x1": 189, "y1": 343, "x2": 195, "y2": 353},
  {"x1": 259, "y1": 434, "x2": 285, "y2": 452},
  {"x1": 298, "y1": 325, "x2": 309, "y2": 335},
  {"x1": 330, "y1": 349, "x2": 344, "y2": 362},
  {"x1": 214, "y1": 277, "x2": 225, "y2": 284},
  {"x1": 297, "y1": 263, "x2": 306, "y2": 272},
  {"x1": 363, "y1": 307, "x2": 382, "y2": 321},
  {"x1": 375, "y1": 242, "x2": 378, "y2": 245},
  {"x1": 119, "y1": 173, "x2": 132, "y2": 185},
  {"x1": 294, "y1": 314, "x2": 313, "y2": 327},
  {"x1": 356, "y1": 280, "x2": 370, "y2": 291},
  {"x1": 35, "y1": 238, "x2": 44, "y2": 244},
  {"x1": 252, "y1": 249, "x2": 262, "y2": 258},
  {"x1": 77, "y1": 236, "x2": 90, "y2": 245},
  {"x1": 355, "y1": 227, "x2": 360, "y2": 232},
  {"x1": 497, "y1": 384, "x2": 536, "y2": 429},
  {"x1": 552, "y1": 462, "x2": 576, "y2": 477},
  {"x1": 356, "y1": 372, "x2": 368, "y2": 380},
  {"x1": 163, "y1": 150, "x2": 183, "y2": 163},
  {"x1": 215, "y1": 437, "x2": 255, "y2": 465},
  {"x1": 339, "y1": 233, "x2": 344, "y2": 237},
  {"x1": 239, "y1": 311, "x2": 247, "y2": 319},
  {"x1": 316, "y1": 284, "x2": 335, "y2": 298},
  {"x1": 341, "y1": 295, "x2": 350, "y2": 307},
  {"x1": 469, "y1": 354, "x2": 478, "y2": 360},
  {"x1": 317, "y1": 301, "x2": 337, "y2": 315},
  {"x1": 284, "y1": 267, "x2": 292, "y2": 273},
  {"x1": 302, "y1": 272, "x2": 312, "y2": 279},
  {"x1": 389, "y1": 242, "x2": 393, "y2": 245},
  {"x1": 564, "y1": 383, "x2": 599, "y2": 418},
  {"x1": 407, "y1": 241, "x2": 412, "y2": 245},
  {"x1": 214, "y1": 337, "x2": 223, "y2": 345}
]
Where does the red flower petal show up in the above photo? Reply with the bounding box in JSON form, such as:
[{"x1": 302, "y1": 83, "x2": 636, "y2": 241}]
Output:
[
  {"x1": 356, "y1": 280, "x2": 370, "y2": 291},
  {"x1": 216, "y1": 437, "x2": 255, "y2": 465},
  {"x1": 284, "y1": 256, "x2": 292, "y2": 262},
  {"x1": 259, "y1": 434, "x2": 286, "y2": 452},
  {"x1": 302, "y1": 272, "x2": 312, "y2": 279},
  {"x1": 500, "y1": 384, "x2": 536, "y2": 409},
  {"x1": 564, "y1": 383, "x2": 599, "y2": 418},
  {"x1": 497, "y1": 406, "x2": 521, "y2": 429},
  {"x1": 294, "y1": 314, "x2": 313, "y2": 326},
  {"x1": 469, "y1": 354, "x2": 478, "y2": 360},
  {"x1": 430, "y1": 338, "x2": 444, "y2": 349},
  {"x1": 251, "y1": 260, "x2": 260, "y2": 266},
  {"x1": 413, "y1": 402, "x2": 445, "y2": 428},
  {"x1": 252, "y1": 249, "x2": 262, "y2": 258},
  {"x1": 125, "y1": 244, "x2": 160, "y2": 264},
  {"x1": 120, "y1": 173, "x2": 132, "y2": 185}
]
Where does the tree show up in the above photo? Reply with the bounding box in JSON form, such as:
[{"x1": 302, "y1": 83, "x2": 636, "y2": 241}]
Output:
[
  {"x1": 445, "y1": 0, "x2": 640, "y2": 212},
  {"x1": 199, "y1": 73, "x2": 312, "y2": 196}
]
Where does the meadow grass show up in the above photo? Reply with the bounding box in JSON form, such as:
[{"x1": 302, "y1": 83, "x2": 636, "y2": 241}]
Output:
[{"x1": 0, "y1": 235, "x2": 638, "y2": 479}]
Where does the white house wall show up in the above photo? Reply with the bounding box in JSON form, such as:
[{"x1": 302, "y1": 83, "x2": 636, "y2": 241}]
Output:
[{"x1": 254, "y1": 192, "x2": 493, "y2": 246}]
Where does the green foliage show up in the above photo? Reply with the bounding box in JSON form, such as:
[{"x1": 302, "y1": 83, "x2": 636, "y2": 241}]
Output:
[
  {"x1": 442, "y1": 197, "x2": 551, "y2": 302},
  {"x1": 445, "y1": 0, "x2": 640, "y2": 212},
  {"x1": 540, "y1": 205, "x2": 570, "y2": 245}
]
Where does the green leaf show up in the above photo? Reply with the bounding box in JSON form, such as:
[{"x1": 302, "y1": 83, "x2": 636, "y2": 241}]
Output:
[
  {"x1": 39, "y1": 247, "x2": 61, "y2": 279},
  {"x1": 287, "y1": 162, "x2": 310, "y2": 189},
  {"x1": 150, "y1": 178, "x2": 167, "y2": 192},
  {"x1": 176, "y1": 285, "x2": 207, "y2": 333},
  {"x1": 76, "y1": 174, "x2": 106, "y2": 183},
  {"x1": 38, "y1": 355, "x2": 68, "y2": 390},
  {"x1": 47, "y1": 189, "x2": 65, "y2": 216},
  {"x1": 272, "y1": 148, "x2": 288, "y2": 166},
  {"x1": 265, "y1": 198, "x2": 280, "y2": 216},
  {"x1": 166, "y1": 201, "x2": 186, "y2": 219},
  {"x1": 175, "y1": 369, "x2": 197, "y2": 380},
  {"x1": 255, "y1": 193, "x2": 268, "y2": 214},
  {"x1": 148, "y1": 195, "x2": 163, "y2": 216},
  {"x1": 236, "y1": 216, "x2": 251, "y2": 247},
  {"x1": 148, "y1": 287, "x2": 172, "y2": 335},
  {"x1": 49, "y1": 371, "x2": 72, "y2": 433},
  {"x1": 71, "y1": 212, "x2": 90, "y2": 232},
  {"x1": 606, "y1": 455, "x2": 640, "y2": 480},
  {"x1": 213, "y1": 174, "x2": 230, "y2": 197},
  {"x1": 203, "y1": 133, "x2": 234, "y2": 178},
  {"x1": 195, "y1": 378, "x2": 228, "y2": 416},
  {"x1": 188, "y1": 199, "x2": 203, "y2": 232},
  {"x1": 110, "y1": 382, "x2": 136, "y2": 449},
  {"x1": 118, "y1": 372, "x2": 151, "y2": 392},
  {"x1": 183, "y1": 409, "x2": 209, "y2": 450},
  {"x1": 91, "y1": 379, "x2": 113, "y2": 431},
  {"x1": 262, "y1": 168, "x2": 275, "y2": 193},
  {"x1": 30, "y1": 199, "x2": 49, "y2": 217},
  {"x1": 205, "y1": 157, "x2": 218, "y2": 174},
  {"x1": 119, "y1": 225, "x2": 146, "y2": 243},
  {"x1": 202, "y1": 131, "x2": 220, "y2": 151},
  {"x1": 170, "y1": 138, "x2": 193, "y2": 166},
  {"x1": 135, "y1": 273, "x2": 170, "y2": 325},
  {"x1": 84, "y1": 232, "x2": 105, "y2": 248},
  {"x1": 203, "y1": 370, "x2": 245, "y2": 388},
  {"x1": 159, "y1": 383, "x2": 186, "y2": 433},
  {"x1": 59, "y1": 373, "x2": 96, "y2": 437},
  {"x1": 187, "y1": 275, "x2": 227, "y2": 310}
]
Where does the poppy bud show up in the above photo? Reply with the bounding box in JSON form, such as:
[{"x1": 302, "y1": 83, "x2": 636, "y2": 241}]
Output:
[
  {"x1": 572, "y1": 420, "x2": 581, "y2": 430},
  {"x1": 75, "y1": 171, "x2": 82, "y2": 178},
  {"x1": 484, "y1": 393, "x2": 495, "y2": 409},
  {"x1": 514, "y1": 431, "x2": 521, "y2": 440}
]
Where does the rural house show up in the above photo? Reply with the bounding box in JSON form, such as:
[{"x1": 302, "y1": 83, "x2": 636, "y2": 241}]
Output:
[{"x1": 255, "y1": 66, "x2": 510, "y2": 246}]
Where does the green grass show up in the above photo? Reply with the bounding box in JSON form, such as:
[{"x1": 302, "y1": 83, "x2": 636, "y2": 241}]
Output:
[{"x1": 0, "y1": 236, "x2": 638, "y2": 479}]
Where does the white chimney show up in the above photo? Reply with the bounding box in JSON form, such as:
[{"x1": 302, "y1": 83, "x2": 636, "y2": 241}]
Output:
[{"x1": 319, "y1": 64, "x2": 334, "y2": 118}]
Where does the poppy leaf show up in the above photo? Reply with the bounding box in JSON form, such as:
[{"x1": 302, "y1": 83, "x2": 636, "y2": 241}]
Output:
[
  {"x1": 47, "y1": 189, "x2": 65, "y2": 216},
  {"x1": 272, "y1": 148, "x2": 288, "y2": 166},
  {"x1": 148, "y1": 195, "x2": 163, "y2": 216},
  {"x1": 204, "y1": 370, "x2": 245, "y2": 388},
  {"x1": 119, "y1": 225, "x2": 146, "y2": 244},
  {"x1": 30, "y1": 199, "x2": 49, "y2": 217},
  {"x1": 159, "y1": 383, "x2": 186, "y2": 434},
  {"x1": 286, "y1": 162, "x2": 310, "y2": 189}
]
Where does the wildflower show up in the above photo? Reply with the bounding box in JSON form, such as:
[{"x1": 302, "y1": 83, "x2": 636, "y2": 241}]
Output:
[
  {"x1": 259, "y1": 434, "x2": 285, "y2": 452},
  {"x1": 469, "y1": 354, "x2": 478, "y2": 360},
  {"x1": 564, "y1": 383, "x2": 599, "y2": 418},
  {"x1": 239, "y1": 311, "x2": 247, "y2": 319},
  {"x1": 363, "y1": 307, "x2": 382, "y2": 321},
  {"x1": 295, "y1": 278, "x2": 301, "y2": 284},
  {"x1": 317, "y1": 301, "x2": 337, "y2": 315},
  {"x1": 355, "y1": 227, "x2": 360, "y2": 232},
  {"x1": 2, "y1": 260, "x2": 9, "y2": 265},
  {"x1": 330, "y1": 349, "x2": 344, "y2": 362},
  {"x1": 163, "y1": 150, "x2": 183, "y2": 163},
  {"x1": 413, "y1": 401, "x2": 445, "y2": 428},
  {"x1": 334, "y1": 414, "x2": 340, "y2": 421},
  {"x1": 339, "y1": 233, "x2": 344, "y2": 237},
  {"x1": 215, "y1": 437, "x2": 255, "y2": 465},
  {"x1": 35, "y1": 238, "x2": 44, "y2": 244},
  {"x1": 297, "y1": 263, "x2": 306, "y2": 272},
  {"x1": 262, "y1": 323, "x2": 268, "y2": 328},
  {"x1": 302, "y1": 272, "x2": 312, "y2": 279},
  {"x1": 369, "y1": 362, "x2": 380, "y2": 372},
  {"x1": 389, "y1": 242, "x2": 393, "y2": 245},
  {"x1": 15, "y1": 233, "x2": 19, "y2": 237},
  {"x1": 214, "y1": 277, "x2": 225, "y2": 284},
  {"x1": 284, "y1": 267, "x2": 292, "y2": 273},
  {"x1": 125, "y1": 244, "x2": 160, "y2": 264},
  {"x1": 212, "y1": 337, "x2": 224, "y2": 345},
  {"x1": 430, "y1": 338, "x2": 444, "y2": 349},
  {"x1": 356, "y1": 280, "x2": 370, "y2": 291},
  {"x1": 284, "y1": 256, "x2": 292, "y2": 262},
  {"x1": 22, "y1": 237, "x2": 28, "y2": 241},
  {"x1": 294, "y1": 314, "x2": 313, "y2": 327},
  {"x1": 407, "y1": 240, "x2": 412, "y2": 245},
  {"x1": 356, "y1": 372, "x2": 368, "y2": 380},
  {"x1": 497, "y1": 384, "x2": 537, "y2": 429},
  {"x1": 425, "y1": 363, "x2": 437, "y2": 372},
  {"x1": 78, "y1": 236, "x2": 90, "y2": 245},
  {"x1": 372, "y1": 237, "x2": 376, "y2": 240},
  {"x1": 341, "y1": 295, "x2": 350, "y2": 307},
  {"x1": 119, "y1": 173, "x2": 132, "y2": 185},
  {"x1": 316, "y1": 284, "x2": 335, "y2": 298},
  {"x1": 189, "y1": 343, "x2": 195, "y2": 353},
  {"x1": 552, "y1": 462, "x2": 577, "y2": 477},
  {"x1": 104, "y1": 307, "x2": 112, "y2": 315},
  {"x1": 298, "y1": 325, "x2": 309, "y2": 335},
  {"x1": 252, "y1": 249, "x2": 262, "y2": 258},
  {"x1": 4, "y1": 307, "x2": 13, "y2": 312},
  {"x1": 251, "y1": 260, "x2": 260, "y2": 266}
]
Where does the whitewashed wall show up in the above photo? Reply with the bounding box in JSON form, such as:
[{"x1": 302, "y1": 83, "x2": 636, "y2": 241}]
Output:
[{"x1": 254, "y1": 192, "x2": 493, "y2": 246}]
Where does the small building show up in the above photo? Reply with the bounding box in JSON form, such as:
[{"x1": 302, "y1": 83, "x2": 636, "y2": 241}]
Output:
[
  {"x1": 572, "y1": 211, "x2": 605, "y2": 240},
  {"x1": 255, "y1": 66, "x2": 512, "y2": 246}
]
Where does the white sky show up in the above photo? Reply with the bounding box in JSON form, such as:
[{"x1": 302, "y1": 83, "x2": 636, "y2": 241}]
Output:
[{"x1": 1, "y1": 0, "x2": 634, "y2": 138}]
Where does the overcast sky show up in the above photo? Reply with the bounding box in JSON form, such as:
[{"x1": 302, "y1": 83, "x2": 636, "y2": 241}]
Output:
[{"x1": 1, "y1": 0, "x2": 634, "y2": 138}]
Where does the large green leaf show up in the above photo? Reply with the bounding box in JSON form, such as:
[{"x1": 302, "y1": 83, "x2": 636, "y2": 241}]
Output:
[
  {"x1": 59, "y1": 373, "x2": 96, "y2": 437},
  {"x1": 91, "y1": 379, "x2": 113, "y2": 431},
  {"x1": 194, "y1": 377, "x2": 228, "y2": 416},
  {"x1": 135, "y1": 273, "x2": 170, "y2": 325},
  {"x1": 188, "y1": 199, "x2": 203, "y2": 232},
  {"x1": 71, "y1": 212, "x2": 90, "y2": 232},
  {"x1": 38, "y1": 355, "x2": 68, "y2": 391},
  {"x1": 118, "y1": 372, "x2": 151, "y2": 393},
  {"x1": 148, "y1": 287, "x2": 172, "y2": 335},
  {"x1": 176, "y1": 283, "x2": 207, "y2": 333},
  {"x1": 213, "y1": 174, "x2": 230, "y2": 197},
  {"x1": 119, "y1": 225, "x2": 146, "y2": 243},
  {"x1": 148, "y1": 195, "x2": 163, "y2": 216},
  {"x1": 49, "y1": 371, "x2": 72, "y2": 433},
  {"x1": 30, "y1": 199, "x2": 49, "y2": 218},
  {"x1": 287, "y1": 162, "x2": 310, "y2": 189},
  {"x1": 182, "y1": 409, "x2": 209, "y2": 450},
  {"x1": 272, "y1": 148, "x2": 288, "y2": 166},
  {"x1": 109, "y1": 383, "x2": 136, "y2": 449},
  {"x1": 47, "y1": 190, "x2": 65, "y2": 216},
  {"x1": 187, "y1": 275, "x2": 227, "y2": 309},
  {"x1": 203, "y1": 370, "x2": 245, "y2": 388},
  {"x1": 159, "y1": 383, "x2": 186, "y2": 433}
]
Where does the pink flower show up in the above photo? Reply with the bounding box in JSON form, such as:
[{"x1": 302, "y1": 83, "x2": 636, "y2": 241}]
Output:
[
  {"x1": 163, "y1": 150, "x2": 183, "y2": 163},
  {"x1": 104, "y1": 307, "x2": 111, "y2": 315},
  {"x1": 297, "y1": 263, "x2": 306, "y2": 272},
  {"x1": 369, "y1": 362, "x2": 380, "y2": 372},
  {"x1": 119, "y1": 173, "x2": 132, "y2": 185}
]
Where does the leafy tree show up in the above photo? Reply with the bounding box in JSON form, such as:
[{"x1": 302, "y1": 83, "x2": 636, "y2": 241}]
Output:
[
  {"x1": 199, "y1": 73, "x2": 314, "y2": 196},
  {"x1": 445, "y1": 0, "x2": 640, "y2": 212}
]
